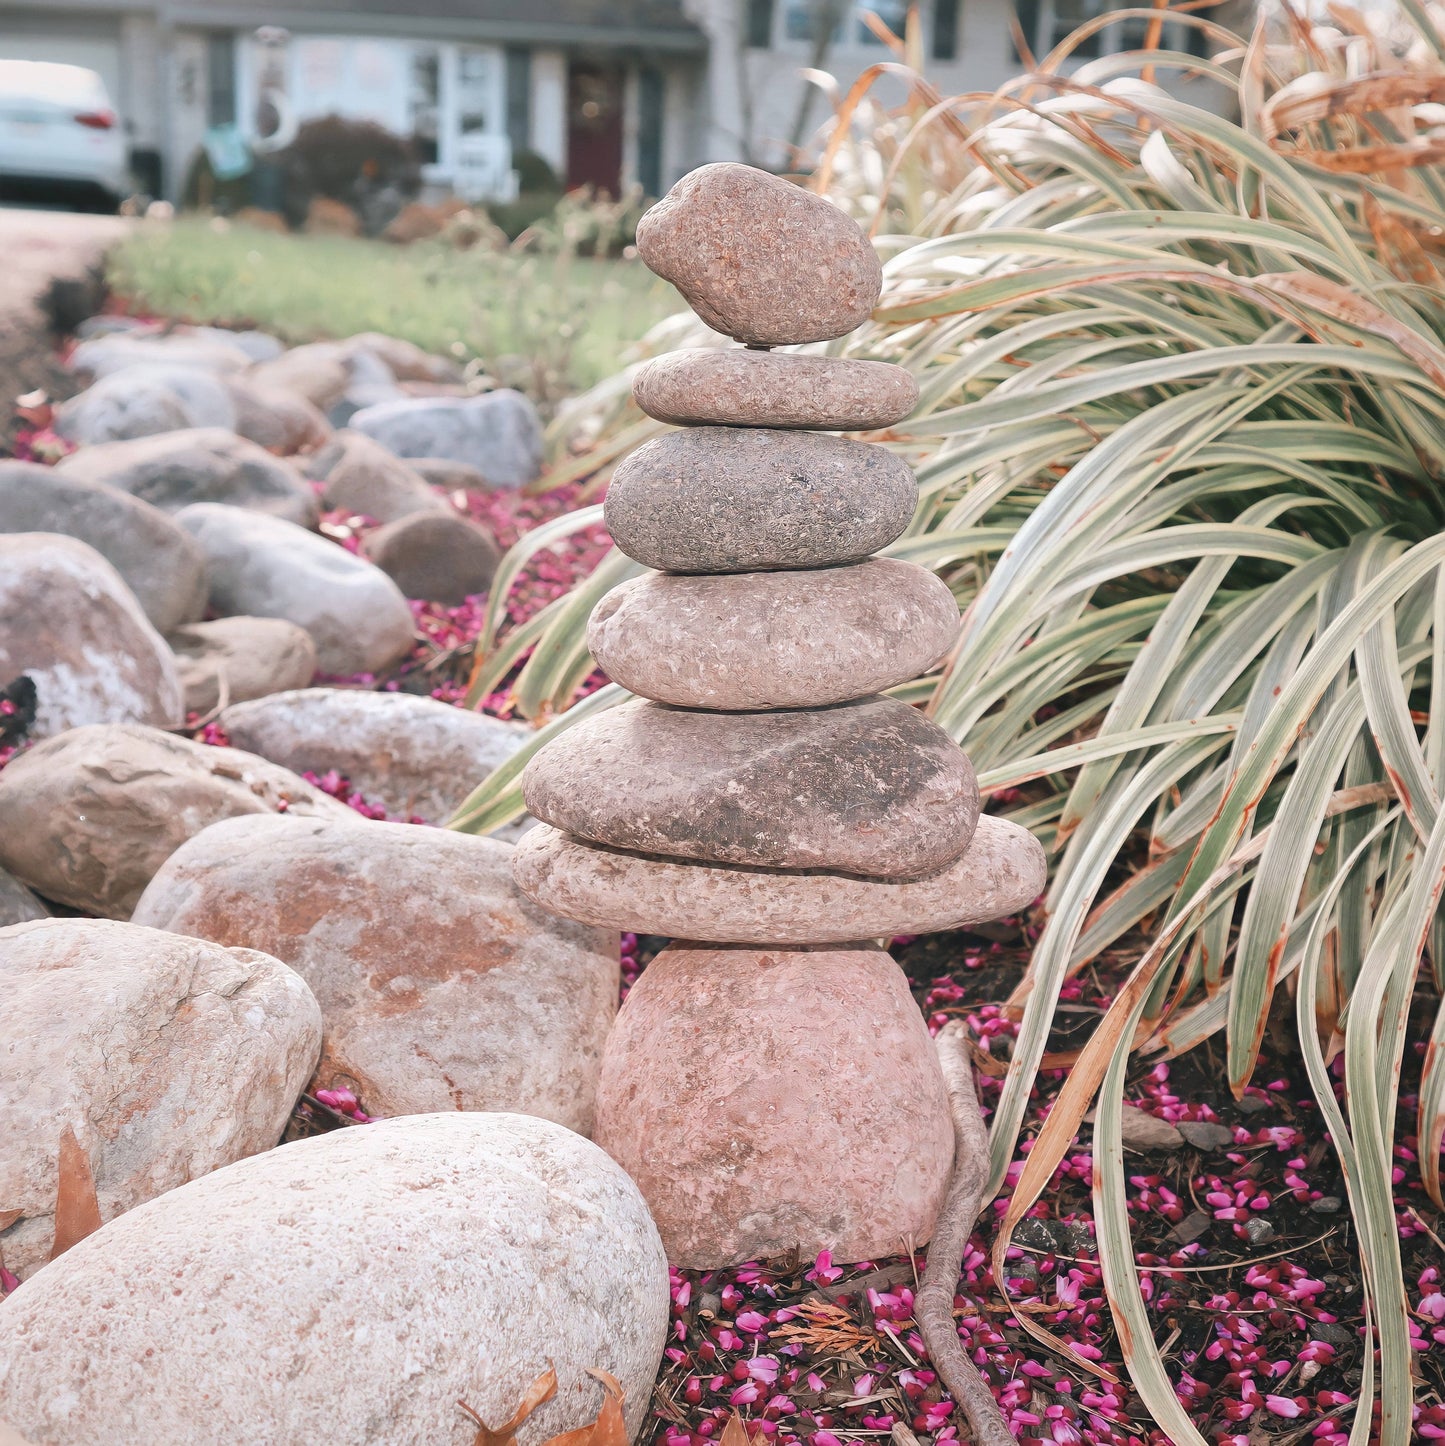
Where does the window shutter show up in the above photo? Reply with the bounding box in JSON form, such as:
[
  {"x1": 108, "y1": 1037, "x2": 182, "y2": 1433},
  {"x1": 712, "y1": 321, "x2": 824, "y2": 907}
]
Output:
[
  {"x1": 932, "y1": 0, "x2": 959, "y2": 61},
  {"x1": 747, "y1": 0, "x2": 776, "y2": 47},
  {"x1": 1011, "y1": 0, "x2": 1040, "y2": 62}
]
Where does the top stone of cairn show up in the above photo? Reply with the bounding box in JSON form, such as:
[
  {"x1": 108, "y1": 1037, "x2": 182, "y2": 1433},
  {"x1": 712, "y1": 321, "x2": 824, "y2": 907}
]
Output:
[{"x1": 635, "y1": 163, "x2": 883, "y2": 346}]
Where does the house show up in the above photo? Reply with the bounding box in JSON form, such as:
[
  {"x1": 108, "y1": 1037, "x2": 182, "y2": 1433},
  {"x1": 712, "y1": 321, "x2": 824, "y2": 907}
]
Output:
[{"x1": 0, "y1": 0, "x2": 1225, "y2": 204}]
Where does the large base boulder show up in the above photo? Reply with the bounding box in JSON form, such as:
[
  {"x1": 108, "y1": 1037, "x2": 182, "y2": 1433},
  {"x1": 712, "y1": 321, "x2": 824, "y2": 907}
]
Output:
[
  {"x1": 0, "y1": 724, "x2": 357, "y2": 917},
  {"x1": 594, "y1": 943, "x2": 954, "y2": 1268},
  {"x1": 0, "y1": 1114, "x2": 669, "y2": 1445},
  {"x1": 176, "y1": 504, "x2": 415, "y2": 677},
  {"x1": 57, "y1": 427, "x2": 319, "y2": 528},
  {"x1": 133, "y1": 815, "x2": 618, "y2": 1130},
  {"x1": 0, "y1": 461, "x2": 206, "y2": 633},
  {"x1": 220, "y1": 688, "x2": 529, "y2": 822},
  {"x1": 0, "y1": 917, "x2": 320, "y2": 1280},
  {"x1": 0, "y1": 534, "x2": 182, "y2": 739}
]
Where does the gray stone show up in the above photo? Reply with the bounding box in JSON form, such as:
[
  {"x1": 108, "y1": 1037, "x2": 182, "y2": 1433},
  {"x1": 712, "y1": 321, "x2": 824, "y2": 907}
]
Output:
[
  {"x1": 0, "y1": 1113, "x2": 669, "y2": 1446},
  {"x1": 67, "y1": 333, "x2": 253, "y2": 379},
  {"x1": 226, "y1": 377, "x2": 332, "y2": 455},
  {"x1": 133, "y1": 815, "x2": 618, "y2": 1130},
  {"x1": 0, "y1": 460, "x2": 206, "y2": 633},
  {"x1": 1176, "y1": 1120, "x2": 1235, "y2": 1151},
  {"x1": 588, "y1": 559, "x2": 958, "y2": 710},
  {"x1": 304, "y1": 428, "x2": 449, "y2": 522},
  {"x1": 511, "y1": 814, "x2": 1045, "y2": 944},
  {"x1": 363, "y1": 510, "x2": 501, "y2": 604},
  {"x1": 184, "y1": 325, "x2": 285, "y2": 363},
  {"x1": 57, "y1": 427, "x2": 319, "y2": 528},
  {"x1": 166, "y1": 617, "x2": 317, "y2": 715},
  {"x1": 0, "y1": 917, "x2": 320, "y2": 1280},
  {"x1": 54, "y1": 363, "x2": 237, "y2": 444},
  {"x1": 175, "y1": 504, "x2": 415, "y2": 677},
  {"x1": 605, "y1": 426, "x2": 916, "y2": 573},
  {"x1": 345, "y1": 332, "x2": 463, "y2": 383},
  {"x1": 0, "y1": 868, "x2": 47, "y2": 927},
  {"x1": 350, "y1": 389, "x2": 544, "y2": 489},
  {"x1": 635, "y1": 163, "x2": 883, "y2": 345},
  {"x1": 633, "y1": 349, "x2": 919, "y2": 430},
  {"x1": 0, "y1": 535, "x2": 182, "y2": 740},
  {"x1": 247, "y1": 341, "x2": 352, "y2": 410},
  {"x1": 0, "y1": 723, "x2": 356, "y2": 917},
  {"x1": 219, "y1": 688, "x2": 530, "y2": 823},
  {"x1": 522, "y1": 694, "x2": 979, "y2": 879}
]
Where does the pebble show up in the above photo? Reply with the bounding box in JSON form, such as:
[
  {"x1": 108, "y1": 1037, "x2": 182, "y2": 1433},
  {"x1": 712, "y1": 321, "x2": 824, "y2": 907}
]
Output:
[
  {"x1": 166, "y1": 616, "x2": 317, "y2": 715},
  {"x1": 522, "y1": 695, "x2": 979, "y2": 880},
  {"x1": 1176, "y1": 1120, "x2": 1235, "y2": 1150},
  {"x1": 58, "y1": 426, "x2": 320, "y2": 528},
  {"x1": 0, "y1": 534, "x2": 182, "y2": 739},
  {"x1": 0, "y1": 723, "x2": 356, "y2": 917},
  {"x1": 133, "y1": 815, "x2": 618, "y2": 1131},
  {"x1": 605, "y1": 426, "x2": 916, "y2": 573},
  {"x1": 588, "y1": 559, "x2": 958, "y2": 710},
  {"x1": 0, "y1": 1114, "x2": 669, "y2": 1445},
  {"x1": 511, "y1": 815, "x2": 1045, "y2": 944},
  {"x1": 635, "y1": 162, "x2": 882, "y2": 345},
  {"x1": 0, "y1": 917, "x2": 320, "y2": 1280},
  {"x1": 175, "y1": 503, "x2": 415, "y2": 677},
  {"x1": 632, "y1": 349, "x2": 918, "y2": 430},
  {"x1": 1310, "y1": 1195, "x2": 1343, "y2": 1215},
  {"x1": 219, "y1": 688, "x2": 530, "y2": 823},
  {"x1": 593, "y1": 943, "x2": 952, "y2": 1267},
  {"x1": 0, "y1": 459, "x2": 205, "y2": 634},
  {"x1": 362, "y1": 510, "x2": 501, "y2": 605}
]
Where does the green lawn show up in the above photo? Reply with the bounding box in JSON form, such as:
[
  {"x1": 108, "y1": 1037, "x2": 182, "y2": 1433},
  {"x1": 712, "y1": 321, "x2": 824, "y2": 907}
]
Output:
[{"x1": 107, "y1": 216, "x2": 682, "y2": 403}]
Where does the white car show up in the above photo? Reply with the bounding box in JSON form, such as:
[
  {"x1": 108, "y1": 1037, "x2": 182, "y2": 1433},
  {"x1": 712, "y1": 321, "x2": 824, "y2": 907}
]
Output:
[{"x1": 0, "y1": 60, "x2": 129, "y2": 208}]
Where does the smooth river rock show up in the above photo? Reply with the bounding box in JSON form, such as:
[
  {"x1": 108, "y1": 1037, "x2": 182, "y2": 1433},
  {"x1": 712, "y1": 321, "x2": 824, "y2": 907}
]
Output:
[
  {"x1": 588, "y1": 559, "x2": 959, "y2": 710},
  {"x1": 594, "y1": 944, "x2": 952, "y2": 1267},
  {"x1": 57, "y1": 427, "x2": 320, "y2": 528},
  {"x1": 53, "y1": 363, "x2": 237, "y2": 444},
  {"x1": 166, "y1": 616, "x2": 318, "y2": 715},
  {"x1": 633, "y1": 349, "x2": 918, "y2": 430},
  {"x1": 0, "y1": 917, "x2": 320, "y2": 1280},
  {"x1": 0, "y1": 1113, "x2": 669, "y2": 1446},
  {"x1": 512, "y1": 815, "x2": 1046, "y2": 943},
  {"x1": 363, "y1": 510, "x2": 501, "y2": 605},
  {"x1": 605, "y1": 426, "x2": 916, "y2": 573},
  {"x1": 133, "y1": 816, "x2": 618, "y2": 1130},
  {"x1": 0, "y1": 723, "x2": 356, "y2": 918},
  {"x1": 0, "y1": 868, "x2": 47, "y2": 928},
  {"x1": 219, "y1": 688, "x2": 530, "y2": 822},
  {"x1": 305, "y1": 428, "x2": 450, "y2": 522},
  {"x1": 0, "y1": 534, "x2": 183, "y2": 740},
  {"x1": 0, "y1": 461, "x2": 206, "y2": 633},
  {"x1": 635, "y1": 162, "x2": 883, "y2": 346},
  {"x1": 523, "y1": 695, "x2": 978, "y2": 880},
  {"x1": 176, "y1": 503, "x2": 415, "y2": 677}
]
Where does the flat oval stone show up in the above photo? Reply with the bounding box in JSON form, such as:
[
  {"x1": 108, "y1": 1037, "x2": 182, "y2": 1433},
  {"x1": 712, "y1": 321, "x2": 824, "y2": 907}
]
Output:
[
  {"x1": 636, "y1": 163, "x2": 882, "y2": 345},
  {"x1": 522, "y1": 695, "x2": 978, "y2": 880},
  {"x1": 605, "y1": 427, "x2": 916, "y2": 573},
  {"x1": 512, "y1": 815, "x2": 1046, "y2": 944},
  {"x1": 588, "y1": 559, "x2": 959, "y2": 710},
  {"x1": 593, "y1": 943, "x2": 952, "y2": 1268},
  {"x1": 633, "y1": 350, "x2": 918, "y2": 430}
]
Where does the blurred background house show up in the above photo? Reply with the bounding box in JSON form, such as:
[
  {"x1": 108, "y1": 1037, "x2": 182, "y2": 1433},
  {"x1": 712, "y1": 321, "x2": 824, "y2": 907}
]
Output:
[{"x1": 0, "y1": 0, "x2": 1223, "y2": 206}]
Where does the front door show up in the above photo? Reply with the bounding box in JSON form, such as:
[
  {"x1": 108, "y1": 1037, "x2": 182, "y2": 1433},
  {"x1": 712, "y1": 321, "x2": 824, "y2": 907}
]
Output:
[{"x1": 565, "y1": 61, "x2": 623, "y2": 195}]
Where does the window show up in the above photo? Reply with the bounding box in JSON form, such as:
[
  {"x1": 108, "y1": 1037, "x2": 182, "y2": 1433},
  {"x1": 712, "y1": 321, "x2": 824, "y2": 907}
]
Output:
[
  {"x1": 410, "y1": 47, "x2": 440, "y2": 164},
  {"x1": 1032, "y1": 0, "x2": 1181, "y2": 61},
  {"x1": 780, "y1": 0, "x2": 912, "y2": 47},
  {"x1": 857, "y1": 0, "x2": 909, "y2": 45},
  {"x1": 747, "y1": 0, "x2": 776, "y2": 47},
  {"x1": 933, "y1": 0, "x2": 959, "y2": 61}
]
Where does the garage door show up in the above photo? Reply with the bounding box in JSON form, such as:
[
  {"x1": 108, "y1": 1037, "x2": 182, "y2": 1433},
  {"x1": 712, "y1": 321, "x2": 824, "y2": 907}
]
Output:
[{"x1": 0, "y1": 33, "x2": 124, "y2": 116}]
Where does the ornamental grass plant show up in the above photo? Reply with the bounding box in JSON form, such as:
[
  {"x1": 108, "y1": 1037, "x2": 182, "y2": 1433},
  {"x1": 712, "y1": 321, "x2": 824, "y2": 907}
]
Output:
[{"x1": 451, "y1": 5, "x2": 1445, "y2": 1438}]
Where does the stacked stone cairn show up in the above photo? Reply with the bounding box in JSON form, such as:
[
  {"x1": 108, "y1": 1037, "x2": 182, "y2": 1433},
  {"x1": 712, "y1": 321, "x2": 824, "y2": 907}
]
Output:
[{"x1": 513, "y1": 163, "x2": 1046, "y2": 1269}]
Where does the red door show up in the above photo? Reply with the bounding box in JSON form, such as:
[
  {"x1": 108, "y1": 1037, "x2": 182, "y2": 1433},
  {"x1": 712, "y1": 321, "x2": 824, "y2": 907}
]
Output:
[{"x1": 566, "y1": 61, "x2": 624, "y2": 196}]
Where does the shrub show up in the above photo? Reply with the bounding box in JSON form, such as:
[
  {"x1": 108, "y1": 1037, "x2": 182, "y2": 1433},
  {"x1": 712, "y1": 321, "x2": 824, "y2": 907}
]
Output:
[{"x1": 276, "y1": 115, "x2": 421, "y2": 233}]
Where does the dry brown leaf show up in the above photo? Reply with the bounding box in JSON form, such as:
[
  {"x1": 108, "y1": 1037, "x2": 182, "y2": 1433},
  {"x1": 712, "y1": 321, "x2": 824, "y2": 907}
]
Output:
[
  {"x1": 1292, "y1": 137, "x2": 1445, "y2": 174},
  {"x1": 717, "y1": 1414, "x2": 751, "y2": 1446},
  {"x1": 49, "y1": 1126, "x2": 100, "y2": 1261},
  {"x1": 1364, "y1": 193, "x2": 1441, "y2": 285},
  {"x1": 459, "y1": 1365, "x2": 559, "y2": 1446},
  {"x1": 1262, "y1": 70, "x2": 1445, "y2": 138},
  {"x1": 579, "y1": 1370, "x2": 627, "y2": 1446}
]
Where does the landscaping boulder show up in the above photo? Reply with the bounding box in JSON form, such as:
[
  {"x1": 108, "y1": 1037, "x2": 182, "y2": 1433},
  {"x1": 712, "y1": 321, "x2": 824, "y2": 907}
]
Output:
[
  {"x1": 0, "y1": 460, "x2": 206, "y2": 633},
  {"x1": 219, "y1": 688, "x2": 529, "y2": 822},
  {"x1": 346, "y1": 331, "x2": 462, "y2": 384},
  {"x1": 0, "y1": 535, "x2": 183, "y2": 739},
  {"x1": 166, "y1": 616, "x2": 317, "y2": 715},
  {"x1": 304, "y1": 428, "x2": 449, "y2": 522},
  {"x1": 175, "y1": 504, "x2": 415, "y2": 677},
  {"x1": 67, "y1": 332, "x2": 252, "y2": 379},
  {"x1": 363, "y1": 511, "x2": 500, "y2": 604},
  {"x1": 249, "y1": 341, "x2": 352, "y2": 411},
  {"x1": 350, "y1": 389, "x2": 544, "y2": 488},
  {"x1": 0, "y1": 917, "x2": 320, "y2": 1280},
  {"x1": 0, "y1": 723, "x2": 357, "y2": 917},
  {"x1": 227, "y1": 377, "x2": 331, "y2": 454},
  {"x1": 409, "y1": 455, "x2": 491, "y2": 492},
  {"x1": 0, "y1": 1113, "x2": 669, "y2": 1445},
  {"x1": 54, "y1": 363, "x2": 236, "y2": 444},
  {"x1": 0, "y1": 868, "x2": 46, "y2": 927},
  {"x1": 133, "y1": 816, "x2": 618, "y2": 1129},
  {"x1": 57, "y1": 427, "x2": 319, "y2": 528},
  {"x1": 184, "y1": 325, "x2": 285, "y2": 363}
]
